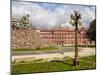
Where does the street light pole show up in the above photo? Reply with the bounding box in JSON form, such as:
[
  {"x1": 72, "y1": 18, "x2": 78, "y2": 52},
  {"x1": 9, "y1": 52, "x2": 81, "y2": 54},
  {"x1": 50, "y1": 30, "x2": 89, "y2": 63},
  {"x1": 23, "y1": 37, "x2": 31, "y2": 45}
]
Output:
[
  {"x1": 74, "y1": 16, "x2": 79, "y2": 67},
  {"x1": 70, "y1": 10, "x2": 81, "y2": 67}
]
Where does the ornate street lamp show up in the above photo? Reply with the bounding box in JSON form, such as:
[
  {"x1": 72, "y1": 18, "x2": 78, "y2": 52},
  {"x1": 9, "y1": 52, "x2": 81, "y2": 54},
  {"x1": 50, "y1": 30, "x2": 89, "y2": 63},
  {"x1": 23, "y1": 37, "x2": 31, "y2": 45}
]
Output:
[{"x1": 70, "y1": 10, "x2": 82, "y2": 67}]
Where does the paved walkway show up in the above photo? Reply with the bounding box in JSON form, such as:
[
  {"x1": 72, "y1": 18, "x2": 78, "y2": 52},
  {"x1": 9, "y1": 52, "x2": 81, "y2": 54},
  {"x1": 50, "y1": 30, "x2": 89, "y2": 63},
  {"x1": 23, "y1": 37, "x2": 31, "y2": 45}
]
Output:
[{"x1": 12, "y1": 48, "x2": 96, "y2": 61}]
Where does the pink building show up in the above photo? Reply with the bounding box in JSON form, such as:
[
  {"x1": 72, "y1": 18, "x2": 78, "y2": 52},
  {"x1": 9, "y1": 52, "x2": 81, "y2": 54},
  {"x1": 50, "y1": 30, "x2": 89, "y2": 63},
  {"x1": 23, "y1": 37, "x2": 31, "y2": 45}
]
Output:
[{"x1": 40, "y1": 27, "x2": 93, "y2": 46}]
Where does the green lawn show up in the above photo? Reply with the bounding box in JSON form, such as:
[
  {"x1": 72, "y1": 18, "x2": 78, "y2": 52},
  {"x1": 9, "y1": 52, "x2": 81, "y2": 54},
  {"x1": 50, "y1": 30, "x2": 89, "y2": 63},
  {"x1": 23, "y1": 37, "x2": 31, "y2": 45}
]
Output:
[
  {"x1": 12, "y1": 45, "x2": 95, "y2": 51},
  {"x1": 63, "y1": 45, "x2": 95, "y2": 48},
  {"x1": 12, "y1": 47, "x2": 59, "y2": 51},
  {"x1": 12, "y1": 55, "x2": 96, "y2": 75}
]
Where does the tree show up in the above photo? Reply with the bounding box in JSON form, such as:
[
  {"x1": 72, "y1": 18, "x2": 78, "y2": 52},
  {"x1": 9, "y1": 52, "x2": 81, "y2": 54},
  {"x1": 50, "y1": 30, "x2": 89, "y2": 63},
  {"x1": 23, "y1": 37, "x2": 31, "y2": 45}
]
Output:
[
  {"x1": 18, "y1": 14, "x2": 32, "y2": 29},
  {"x1": 86, "y1": 19, "x2": 96, "y2": 44}
]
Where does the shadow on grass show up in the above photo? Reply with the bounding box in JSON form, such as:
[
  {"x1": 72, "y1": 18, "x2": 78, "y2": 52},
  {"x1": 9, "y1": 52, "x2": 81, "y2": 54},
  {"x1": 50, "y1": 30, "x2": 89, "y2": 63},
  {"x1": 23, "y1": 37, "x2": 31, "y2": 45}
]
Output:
[{"x1": 50, "y1": 60, "x2": 73, "y2": 66}]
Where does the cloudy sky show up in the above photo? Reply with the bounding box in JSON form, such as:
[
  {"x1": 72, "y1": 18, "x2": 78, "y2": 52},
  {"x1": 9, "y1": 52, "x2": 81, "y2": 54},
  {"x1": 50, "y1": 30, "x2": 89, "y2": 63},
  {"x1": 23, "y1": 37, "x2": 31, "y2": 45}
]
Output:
[{"x1": 12, "y1": 0, "x2": 96, "y2": 29}]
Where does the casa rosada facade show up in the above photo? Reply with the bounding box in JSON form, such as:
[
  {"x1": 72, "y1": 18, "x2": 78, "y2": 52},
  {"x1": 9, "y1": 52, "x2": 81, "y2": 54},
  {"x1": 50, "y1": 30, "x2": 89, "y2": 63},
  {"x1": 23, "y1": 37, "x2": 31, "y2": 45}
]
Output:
[{"x1": 39, "y1": 27, "x2": 94, "y2": 46}]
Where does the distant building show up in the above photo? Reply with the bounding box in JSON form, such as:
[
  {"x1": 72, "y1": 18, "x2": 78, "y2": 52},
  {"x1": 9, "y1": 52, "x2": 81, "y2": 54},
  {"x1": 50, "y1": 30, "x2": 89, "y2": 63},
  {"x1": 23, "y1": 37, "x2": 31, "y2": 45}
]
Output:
[
  {"x1": 40, "y1": 27, "x2": 94, "y2": 46},
  {"x1": 11, "y1": 17, "x2": 19, "y2": 29}
]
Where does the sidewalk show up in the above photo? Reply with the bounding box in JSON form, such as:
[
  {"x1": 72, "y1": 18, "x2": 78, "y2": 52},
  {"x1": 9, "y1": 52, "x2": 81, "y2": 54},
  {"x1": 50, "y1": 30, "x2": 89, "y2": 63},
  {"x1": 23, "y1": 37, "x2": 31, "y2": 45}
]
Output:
[{"x1": 12, "y1": 48, "x2": 96, "y2": 62}]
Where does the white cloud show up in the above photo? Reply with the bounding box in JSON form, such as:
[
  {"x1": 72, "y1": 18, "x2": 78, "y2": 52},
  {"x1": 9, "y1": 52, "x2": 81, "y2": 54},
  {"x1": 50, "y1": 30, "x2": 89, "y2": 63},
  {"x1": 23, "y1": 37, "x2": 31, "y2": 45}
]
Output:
[{"x1": 12, "y1": 1, "x2": 95, "y2": 29}]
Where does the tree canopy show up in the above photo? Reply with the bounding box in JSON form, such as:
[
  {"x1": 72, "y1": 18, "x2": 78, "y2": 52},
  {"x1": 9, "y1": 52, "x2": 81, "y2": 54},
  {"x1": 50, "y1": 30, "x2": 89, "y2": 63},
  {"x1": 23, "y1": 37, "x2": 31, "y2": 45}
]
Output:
[
  {"x1": 18, "y1": 15, "x2": 31, "y2": 29},
  {"x1": 12, "y1": 15, "x2": 32, "y2": 29},
  {"x1": 86, "y1": 19, "x2": 96, "y2": 42}
]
